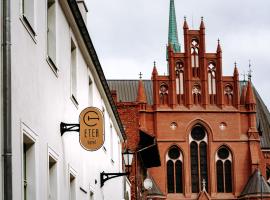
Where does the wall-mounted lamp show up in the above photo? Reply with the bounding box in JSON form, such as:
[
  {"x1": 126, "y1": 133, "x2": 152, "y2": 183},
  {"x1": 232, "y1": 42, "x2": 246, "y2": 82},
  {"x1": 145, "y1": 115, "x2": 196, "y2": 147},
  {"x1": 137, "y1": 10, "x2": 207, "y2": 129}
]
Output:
[{"x1": 100, "y1": 149, "x2": 134, "y2": 187}]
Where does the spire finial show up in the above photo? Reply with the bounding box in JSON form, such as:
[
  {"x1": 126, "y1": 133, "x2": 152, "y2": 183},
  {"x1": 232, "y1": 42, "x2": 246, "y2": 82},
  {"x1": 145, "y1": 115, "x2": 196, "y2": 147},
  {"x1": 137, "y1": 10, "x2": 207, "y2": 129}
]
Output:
[
  {"x1": 154, "y1": 61, "x2": 156, "y2": 67},
  {"x1": 248, "y1": 60, "x2": 252, "y2": 81},
  {"x1": 184, "y1": 16, "x2": 186, "y2": 21},
  {"x1": 241, "y1": 70, "x2": 247, "y2": 82},
  {"x1": 234, "y1": 61, "x2": 237, "y2": 68},
  {"x1": 217, "y1": 38, "x2": 222, "y2": 53},
  {"x1": 200, "y1": 16, "x2": 205, "y2": 29},
  {"x1": 139, "y1": 72, "x2": 143, "y2": 79},
  {"x1": 168, "y1": 0, "x2": 181, "y2": 53},
  {"x1": 201, "y1": 16, "x2": 204, "y2": 21}
]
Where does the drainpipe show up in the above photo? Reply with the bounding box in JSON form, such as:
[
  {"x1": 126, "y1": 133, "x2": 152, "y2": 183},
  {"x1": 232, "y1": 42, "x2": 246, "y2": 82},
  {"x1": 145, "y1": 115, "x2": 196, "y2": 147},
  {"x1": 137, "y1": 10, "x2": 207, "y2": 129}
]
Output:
[{"x1": 2, "y1": 0, "x2": 12, "y2": 199}]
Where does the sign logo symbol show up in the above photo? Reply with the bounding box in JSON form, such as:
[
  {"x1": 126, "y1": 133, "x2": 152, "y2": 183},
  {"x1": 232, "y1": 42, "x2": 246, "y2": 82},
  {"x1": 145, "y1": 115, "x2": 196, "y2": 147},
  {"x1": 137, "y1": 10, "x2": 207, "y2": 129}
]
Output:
[{"x1": 79, "y1": 107, "x2": 104, "y2": 151}]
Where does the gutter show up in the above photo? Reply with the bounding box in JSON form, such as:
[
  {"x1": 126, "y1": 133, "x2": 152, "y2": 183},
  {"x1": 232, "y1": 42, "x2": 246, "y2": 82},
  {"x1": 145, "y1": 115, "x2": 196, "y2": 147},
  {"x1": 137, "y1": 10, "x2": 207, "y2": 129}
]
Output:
[
  {"x1": 2, "y1": 0, "x2": 12, "y2": 199},
  {"x1": 66, "y1": 0, "x2": 126, "y2": 140}
]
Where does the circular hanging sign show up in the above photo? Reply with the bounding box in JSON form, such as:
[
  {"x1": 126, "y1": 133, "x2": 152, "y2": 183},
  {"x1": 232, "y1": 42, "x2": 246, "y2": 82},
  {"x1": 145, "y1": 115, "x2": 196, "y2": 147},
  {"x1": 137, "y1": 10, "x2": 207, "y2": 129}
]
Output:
[{"x1": 79, "y1": 107, "x2": 104, "y2": 151}]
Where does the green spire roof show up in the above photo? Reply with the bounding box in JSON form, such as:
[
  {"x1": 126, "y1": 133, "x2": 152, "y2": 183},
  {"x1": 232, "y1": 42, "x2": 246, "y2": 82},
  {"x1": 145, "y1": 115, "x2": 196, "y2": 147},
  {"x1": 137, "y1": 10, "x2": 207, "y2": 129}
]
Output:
[{"x1": 168, "y1": 0, "x2": 181, "y2": 53}]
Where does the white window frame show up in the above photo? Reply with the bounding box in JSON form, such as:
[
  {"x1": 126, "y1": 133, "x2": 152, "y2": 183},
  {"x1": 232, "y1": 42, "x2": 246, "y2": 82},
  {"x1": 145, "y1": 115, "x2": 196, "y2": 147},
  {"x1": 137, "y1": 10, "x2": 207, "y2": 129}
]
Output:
[
  {"x1": 48, "y1": 146, "x2": 59, "y2": 200},
  {"x1": 70, "y1": 37, "x2": 79, "y2": 107},
  {"x1": 68, "y1": 165, "x2": 77, "y2": 200},
  {"x1": 21, "y1": 122, "x2": 38, "y2": 200},
  {"x1": 20, "y1": 0, "x2": 36, "y2": 41}
]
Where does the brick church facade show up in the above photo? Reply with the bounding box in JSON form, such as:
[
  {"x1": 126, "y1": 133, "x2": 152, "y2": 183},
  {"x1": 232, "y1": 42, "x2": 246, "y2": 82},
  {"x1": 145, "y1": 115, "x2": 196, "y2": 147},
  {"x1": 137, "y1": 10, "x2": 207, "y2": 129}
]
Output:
[{"x1": 108, "y1": 0, "x2": 270, "y2": 199}]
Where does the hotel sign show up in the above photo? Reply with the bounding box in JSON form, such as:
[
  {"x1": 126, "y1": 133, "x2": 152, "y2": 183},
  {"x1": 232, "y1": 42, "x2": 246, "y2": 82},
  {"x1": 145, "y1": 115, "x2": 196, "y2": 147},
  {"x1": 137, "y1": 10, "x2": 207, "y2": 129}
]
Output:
[{"x1": 79, "y1": 107, "x2": 104, "y2": 151}]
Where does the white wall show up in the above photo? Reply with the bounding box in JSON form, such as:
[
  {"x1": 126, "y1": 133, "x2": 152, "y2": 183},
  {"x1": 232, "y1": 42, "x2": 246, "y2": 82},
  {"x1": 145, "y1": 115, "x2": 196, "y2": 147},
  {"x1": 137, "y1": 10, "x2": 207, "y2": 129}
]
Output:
[
  {"x1": 10, "y1": 0, "x2": 126, "y2": 199},
  {"x1": 0, "y1": 0, "x2": 3, "y2": 198}
]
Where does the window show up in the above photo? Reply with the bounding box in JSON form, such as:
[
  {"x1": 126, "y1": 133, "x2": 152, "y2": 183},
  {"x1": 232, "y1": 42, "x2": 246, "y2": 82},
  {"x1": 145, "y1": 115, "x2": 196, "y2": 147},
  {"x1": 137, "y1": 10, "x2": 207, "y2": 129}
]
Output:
[
  {"x1": 21, "y1": 0, "x2": 35, "y2": 36},
  {"x1": 208, "y1": 63, "x2": 216, "y2": 104},
  {"x1": 191, "y1": 39, "x2": 199, "y2": 77},
  {"x1": 159, "y1": 83, "x2": 168, "y2": 105},
  {"x1": 266, "y1": 167, "x2": 270, "y2": 185},
  {"x1": 216, "y1": 146, "x2": 232, "y2": 193},
  {"x1": 47, "y1": 0, "x2": 57, "y2": 71},
  {"x1": 69, "y1": 173, "x2": 76, "y2": 200},
  {"x1": 48, "y1": 155, "x2": 58, "y2": 200},
  {"x1": 166, "y1": 146, "x2": 183, "y2": 193},
  {"x1": 23, "y1": 133, "x2": 37, "y2": 200},
  {"x1": 224, "y1": 85, "x2": 233, "y2": 106},
  {"x1": 192, "y1": 84, "x2": 201, "y2": 105},
  {"x1": 110, "y1": 124, "x2": 114, "y2": 162},
  {"x1": 88, "y1": 76, "x2": 93, "y2": 106},
  {"x1": 190, "y1": 125, "x2": 208, "y2": 193},
  {"x1": 175, "y1": 62, "x2": 184, "y2": 104},
  {"x1": 71, "y1": 39, "x2": 78, "y2": 105}
]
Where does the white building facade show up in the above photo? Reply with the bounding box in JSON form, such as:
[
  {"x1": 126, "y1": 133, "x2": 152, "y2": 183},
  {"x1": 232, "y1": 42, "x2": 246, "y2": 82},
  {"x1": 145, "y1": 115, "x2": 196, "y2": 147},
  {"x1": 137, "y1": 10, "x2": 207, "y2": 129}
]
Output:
[{"x1": 1, "y1": 0, "x2": 130, "y2": 199}]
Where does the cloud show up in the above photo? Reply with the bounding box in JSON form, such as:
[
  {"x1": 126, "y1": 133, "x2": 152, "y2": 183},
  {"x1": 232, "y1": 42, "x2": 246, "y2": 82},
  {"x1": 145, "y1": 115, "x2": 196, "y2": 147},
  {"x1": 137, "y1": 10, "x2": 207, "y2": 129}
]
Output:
[{"x1": 87, "y1": 0, "x2": 270, "y2": 109}]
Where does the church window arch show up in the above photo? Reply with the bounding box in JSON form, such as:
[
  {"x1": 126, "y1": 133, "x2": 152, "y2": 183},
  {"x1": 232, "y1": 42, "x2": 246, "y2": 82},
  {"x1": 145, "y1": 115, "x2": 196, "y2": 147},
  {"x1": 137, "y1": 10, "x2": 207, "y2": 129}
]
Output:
[
  {"x1": 191, "y1": 38, "x2": 199, "y2": 77},
  {"x1": 192, "y1": 84, "x2": 201, "y2": 105},
  {"x1": 224, "y1": 85, "x2": 233, "y2": 106},
  {"x1": 190, "y1": 125, "x2": 208, "y2": 193},
  {"x1": 216, "y1": 146, "x2": 233, "y2": 193},
  {"x1": 166, "y1": 146, "x2": 183, "y2": 193},
  {"x1": 175, "y1": 61, "x2": 184, "y2": 104},
  {"x1": 159, "y1": 83, "x2": 169, "y2": 105},
  {"x1": 208, "y1": 62, "x2": 216, "y2": 104}
]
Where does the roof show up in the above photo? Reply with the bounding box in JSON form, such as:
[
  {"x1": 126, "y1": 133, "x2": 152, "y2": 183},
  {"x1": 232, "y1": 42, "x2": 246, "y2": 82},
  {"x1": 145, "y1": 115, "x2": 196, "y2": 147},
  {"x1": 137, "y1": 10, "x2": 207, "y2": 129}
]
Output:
[
  {"x1": 67, "y1": 0, "x2": 126, "y2": 139},
  {"x1": 107, "y1": 80, "x2": 153, "y2": 104},
  {"x1": 107, "y1": 80, "x2": 270, "y2": 148},
  {"x1": 239, "y1": 169, "x2": 270, "y2": 198}
]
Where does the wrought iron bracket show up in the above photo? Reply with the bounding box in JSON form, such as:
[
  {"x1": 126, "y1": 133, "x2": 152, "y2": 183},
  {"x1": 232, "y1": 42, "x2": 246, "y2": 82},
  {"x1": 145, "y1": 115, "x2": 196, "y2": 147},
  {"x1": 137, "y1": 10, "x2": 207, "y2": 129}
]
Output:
[
  {"x1": 100, "y1": 171, "x2": 130, "y2": 187},
  {"x1": 60, "y1": 122, "x2": 79, "y2": 136}
]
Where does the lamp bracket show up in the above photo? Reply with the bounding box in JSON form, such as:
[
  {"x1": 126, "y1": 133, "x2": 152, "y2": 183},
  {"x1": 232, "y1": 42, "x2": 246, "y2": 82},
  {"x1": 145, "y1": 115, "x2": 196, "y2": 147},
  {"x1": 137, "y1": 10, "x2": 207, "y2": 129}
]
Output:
[
  {"x1": 100, "y1": 171, "x2": 129, "y2": 187},
  {"x1": 60, "y1": 122, "x2": 79, "y2": 136}
]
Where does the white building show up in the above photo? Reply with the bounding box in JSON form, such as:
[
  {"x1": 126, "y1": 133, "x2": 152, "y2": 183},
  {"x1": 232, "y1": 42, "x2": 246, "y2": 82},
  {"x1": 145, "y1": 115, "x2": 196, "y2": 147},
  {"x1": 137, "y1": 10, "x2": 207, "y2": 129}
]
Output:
[{"x1": 1, "y1": 0, "x2": 130, "y2": 199}]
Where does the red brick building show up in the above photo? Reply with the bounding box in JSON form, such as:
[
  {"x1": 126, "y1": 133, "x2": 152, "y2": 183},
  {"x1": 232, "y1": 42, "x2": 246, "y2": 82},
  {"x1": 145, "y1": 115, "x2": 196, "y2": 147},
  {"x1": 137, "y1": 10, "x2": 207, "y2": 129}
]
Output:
[{"x1": 108, "y1": 1, "x2": 270, "y2": 199}]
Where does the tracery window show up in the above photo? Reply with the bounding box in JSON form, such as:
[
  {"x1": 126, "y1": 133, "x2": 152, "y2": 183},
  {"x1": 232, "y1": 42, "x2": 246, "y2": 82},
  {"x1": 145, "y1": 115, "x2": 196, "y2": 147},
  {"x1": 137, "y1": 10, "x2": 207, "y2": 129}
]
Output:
[
  {"x1": 191, "y1": 39, "x2": 199, "y2": 77},
  {"x1": 216, "y1": 146, "x2": 233, "y2": 193},
  {"x1": 224, "y1": 85, "x2": 233, "y2": 106},
  {"x1": 160, "y1": 83, "x2": 168, "y2": 105},
  {"x1": 175, "y1": 62, "x2": 184, "y2": 104},
  {"x1": 208, "y1": 63, "x2": 216, "y2": 104},
  {"x1": 190, "y1": 126, "x2": 208, "y2": 193},
  {"x1": 167, "y1": 146, "x2": 183, "y2": 193},
  {"x1": 192, "y1": 84, "x2": 201, "y2": 105}
]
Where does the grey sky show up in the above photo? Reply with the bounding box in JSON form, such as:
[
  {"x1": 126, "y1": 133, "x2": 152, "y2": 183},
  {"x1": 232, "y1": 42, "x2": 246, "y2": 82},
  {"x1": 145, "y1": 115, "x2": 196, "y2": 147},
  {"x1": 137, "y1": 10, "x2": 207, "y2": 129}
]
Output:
[{"x1": 86, "y1": 0, "x2": 270, "y2": 109}]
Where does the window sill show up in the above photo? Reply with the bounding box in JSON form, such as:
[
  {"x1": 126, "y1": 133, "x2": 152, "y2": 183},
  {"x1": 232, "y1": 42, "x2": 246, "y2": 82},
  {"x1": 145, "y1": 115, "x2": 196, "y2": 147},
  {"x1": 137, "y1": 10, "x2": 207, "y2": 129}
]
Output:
[
  {"x1": 19, "y1": 15, "x2": 37, "y2": 43},
  {"x1": 70, "y1": 94, "x2": 79, "y2": 109},
  {"x1": 46, "y1": 56, "x2": 58, "y2": 77}
]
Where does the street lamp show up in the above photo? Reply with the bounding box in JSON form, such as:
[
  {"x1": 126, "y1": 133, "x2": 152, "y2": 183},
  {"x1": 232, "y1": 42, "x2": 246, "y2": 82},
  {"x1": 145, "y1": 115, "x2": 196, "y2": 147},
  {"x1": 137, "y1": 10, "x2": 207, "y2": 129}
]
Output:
[{"x1": 100, "y1": 149, "x2": 134, "y2": 187}]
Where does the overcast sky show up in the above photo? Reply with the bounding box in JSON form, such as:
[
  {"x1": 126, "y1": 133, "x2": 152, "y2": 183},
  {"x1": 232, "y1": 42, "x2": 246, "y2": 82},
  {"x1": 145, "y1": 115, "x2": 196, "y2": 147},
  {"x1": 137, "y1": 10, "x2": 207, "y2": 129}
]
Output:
[{"x1": 86, "y1": 0, "x2": 270, "y2": 109}]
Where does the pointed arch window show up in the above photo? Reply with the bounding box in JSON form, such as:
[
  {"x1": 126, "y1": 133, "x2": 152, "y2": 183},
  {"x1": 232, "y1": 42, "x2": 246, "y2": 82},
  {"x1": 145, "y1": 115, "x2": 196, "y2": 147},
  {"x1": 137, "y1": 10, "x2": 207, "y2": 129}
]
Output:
[
  {"x1": 160, "y1": 83, "x2": 169, "y2": 105},
  {"x1": 192, "y1": 84, "x2": 201, "y2": 105},
  {"x1": 216, "y1": 146, "x2": 233, "y2": 193},
  {"x1": 175, "y1": 62, "x2": 184, "y2": 104},
  {"x1": 191, "y1": 39, "x2": 199, "y2": 77},
  {"x1": 208, "y1": 63, "x2": 216, "y2": 104},
  {"x1": 224, "y1": 85, "x2": 233, "y2": 106},
  {"x1": 166, "y1": 146, "x2": 183, "y2": 193},
  {"x1": 190, "y1": 126, "x2": 208, "y2": 193}
]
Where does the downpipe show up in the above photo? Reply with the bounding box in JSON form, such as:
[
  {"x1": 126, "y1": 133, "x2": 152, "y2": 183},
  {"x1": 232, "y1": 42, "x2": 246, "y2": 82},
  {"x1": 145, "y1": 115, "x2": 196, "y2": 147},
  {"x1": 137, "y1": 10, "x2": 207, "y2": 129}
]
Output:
[{"x1": 2, "y1": 0, "x2": 12, "y2": 199}]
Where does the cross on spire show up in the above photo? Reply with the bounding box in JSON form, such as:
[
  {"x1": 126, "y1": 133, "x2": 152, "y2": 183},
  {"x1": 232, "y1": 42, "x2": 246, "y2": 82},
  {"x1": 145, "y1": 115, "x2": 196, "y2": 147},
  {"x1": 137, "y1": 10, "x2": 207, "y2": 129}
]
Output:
[
  {"x1": 139, "y1": 72, "x2": 143, "y2": 79},
  {"x1": 248, "y1": 60, "x2": 252, "y2": 81}
]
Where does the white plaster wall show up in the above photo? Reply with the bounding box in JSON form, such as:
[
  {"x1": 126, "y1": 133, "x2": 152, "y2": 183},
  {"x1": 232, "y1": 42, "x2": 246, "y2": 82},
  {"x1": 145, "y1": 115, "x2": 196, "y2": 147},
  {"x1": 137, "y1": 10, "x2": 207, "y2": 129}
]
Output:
[
  {"x1": 10, "y1": 0, "x2": 125, "y2": 199},
  {"x1": 0, "y1": 0, "x2": 3, "y2": 198}
]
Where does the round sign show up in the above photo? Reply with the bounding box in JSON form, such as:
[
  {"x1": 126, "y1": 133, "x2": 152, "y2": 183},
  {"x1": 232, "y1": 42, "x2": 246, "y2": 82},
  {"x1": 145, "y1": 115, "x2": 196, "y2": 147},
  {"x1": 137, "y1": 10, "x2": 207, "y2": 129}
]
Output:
[{"x1": 79, "y1": 107, "x2": 104, "y2": 151}]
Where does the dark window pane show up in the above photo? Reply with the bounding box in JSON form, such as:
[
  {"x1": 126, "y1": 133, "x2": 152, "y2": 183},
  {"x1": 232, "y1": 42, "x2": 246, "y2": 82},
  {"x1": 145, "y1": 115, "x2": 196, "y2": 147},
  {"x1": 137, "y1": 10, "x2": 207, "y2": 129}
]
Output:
[
  {"x1": 218, "y1": 147, "x2": 229, "y2": 159},
  {"x1": 191, "y1": 126, "x2": 205, "y2": 141},
  {"x1": 190, "y1": 141, "x2": 199, "y2": 193},
  {"x1": 225, "y1": 160, "x2": 232, "y2": 192},
  {"x1": 216, "y1": 160, "x2": 224, "y2": 192},
  {"x1": 175, "y1": 160, "x2": 183, "y2": 193},
  {"x1": 168, "y1": 146, "x2": 180, "y2": 160},
  {"x1": 200, "y1": 142, "x2": 208, "y2": 191},
  {"x1": 167, "y1": 160, "x2": 175, "y2": 193}
]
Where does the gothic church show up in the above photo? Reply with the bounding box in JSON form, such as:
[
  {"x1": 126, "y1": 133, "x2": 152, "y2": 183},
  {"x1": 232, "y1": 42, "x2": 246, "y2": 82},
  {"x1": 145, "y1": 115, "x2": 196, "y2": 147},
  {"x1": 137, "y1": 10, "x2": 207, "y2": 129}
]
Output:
[{"x1": 108, "y1": 0, "x2": 270, "y2": 199}]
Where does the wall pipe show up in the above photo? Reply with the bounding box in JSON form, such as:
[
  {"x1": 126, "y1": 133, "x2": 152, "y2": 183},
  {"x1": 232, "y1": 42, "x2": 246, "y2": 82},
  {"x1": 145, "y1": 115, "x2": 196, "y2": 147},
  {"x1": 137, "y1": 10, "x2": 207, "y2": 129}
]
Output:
[{"x1": 2, "y1": 0, "x2": 12, "y2": 199}]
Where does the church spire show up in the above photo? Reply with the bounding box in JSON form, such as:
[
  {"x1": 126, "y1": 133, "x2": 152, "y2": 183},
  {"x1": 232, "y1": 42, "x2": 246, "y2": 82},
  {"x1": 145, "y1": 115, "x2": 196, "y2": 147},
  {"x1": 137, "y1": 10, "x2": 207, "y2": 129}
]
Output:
[{"x1": 168, "y1": 0, "x2": 181, "y2": 53}]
